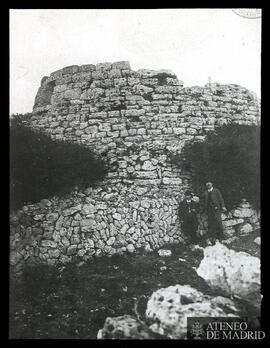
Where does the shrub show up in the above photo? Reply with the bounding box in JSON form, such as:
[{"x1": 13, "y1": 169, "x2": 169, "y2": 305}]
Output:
[
  {"x1": 175, "y1": 124, "x2": 260, "y2": 210},
  {"x1": 10, "y1": 115, "x2": 108, "y2": 211}
]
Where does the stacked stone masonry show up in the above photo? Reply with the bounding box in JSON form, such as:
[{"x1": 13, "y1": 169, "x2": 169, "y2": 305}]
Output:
[{"x1": 10, "y1": 61, "x2": 260, "y2": 270}]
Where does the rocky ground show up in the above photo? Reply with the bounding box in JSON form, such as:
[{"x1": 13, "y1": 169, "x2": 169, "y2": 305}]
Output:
[{"x1": 9, "y1": 230, "x2": 260, "y2": 339}]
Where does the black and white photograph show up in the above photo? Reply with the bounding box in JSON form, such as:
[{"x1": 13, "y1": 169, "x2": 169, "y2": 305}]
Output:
[{"x1": 9, "y1": 8, "x2": 262, "y2": 340}]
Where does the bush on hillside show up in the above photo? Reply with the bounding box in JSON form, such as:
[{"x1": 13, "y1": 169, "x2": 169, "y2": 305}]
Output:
[
  {"x1": 10, "y1": 115, "x2": 108, "y2": 211},
  {"x1": 174, "y1": 124, "x2": 260, "y2": 210}
]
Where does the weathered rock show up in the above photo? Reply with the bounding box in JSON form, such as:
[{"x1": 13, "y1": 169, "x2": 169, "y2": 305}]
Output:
[
  {"x1": 196, "y1": 242, "x2": 261, "y2": 308},
  {"x1": 67, "y1": 245, "x2": 78, "y2": 256},
  {"x1": 120, "y1": 224, "x2": 129, "y2": 234},
  {"x1": 107, "y1": 236, "x2": 116, "y2": 246},
  {"x1": 33, "y1": 214, "x2": 45, "y2": 221},
  {"x1": 61, "y1": 236, "x2": 70, "y2": 247},
  {"x1": 10, "y1": 251, "x2": 23, "y2": 265},
  {"x1": 112, "y1": 61, "x2": 131, "y2": 70},
  {"x1": 70, "y1": 235, "x2": 80, "y2": 244},
  {"x1": 78, "y1": 249, "x2": 86, "y2": 257},
  {"x1": 81, "y1": 204, "x2": 95, "y2": 215},
  {"x1": 239, "y1": 200, "x2": 252, "y2": 208},
  {"x1": 80, "y1": 219, "x2": 96, "y2": 227},
  {"x1": 158, "y1": 249, "x2": 172, "y2": 257},
  {"x1": 74, "y1": 213, "x2": 82, "y2": 221},
  {"x1": 46, "y1": 213, "x2": 59, "y2": 222},
  {"x1": 97, "y1": 315, "x2": 160, "y2": 339},
  {"x1": 223, "y1": 227, "x2": 236, "y2": 238},
  {"x1": 41, "y1": 240, "x2": 58, "y2": 248},
  {"x1": 254, "y1": 237, "x2": 261, "y2": 245},
  {"x1": 40, "y1": 199, "x2": 52, "y2": 207},
  {"x1": 96, "y1": 203, "x2": 107, "y2": 210},
  {"x1": 162, "y1": 177, "x2": 182, "y2": 185},
  {"x1": 232, "y1": 208, "x2": 254, "y2": 218},
  {"x1": 141, "y1": 161, "x2": 156, "y2": 171},
  {"x1": 137, "y1": 69, "x2": 177, "y2": 79},
  {"x1": 48, "y1": 249, "x2": 60, "y2": 258},
  {"x1": 127, "y1": 226, "x2": 135, "y2": 235},
  {"x1": 127, "y1": 244, "x2": 135, "y2": 253},
  {"x1": 113, "y1": 213, "x2": 122, "y2": 221},
  {"x1": 115, "y1": 234, "x2": 126, "y2": 247},
  {"x1": 238, "y1": 223, "x2": 253, "y2": 235},
  {"x1": 32, "y1": 227, "x2": 43, "y2": 236},
  {"x1": 85, "y1": 238, "x2": 95, "y2": 249},
  {"x1": 55, "y1": 215, "x2": 64, "y2": 230},
  {"x1": 144, "y1": 243, "x2": 153, "y2": 252},
  {"x1": 141, "y1": 200, "x2": 150, "y2": 209},
  {"x1": 223, "y1": 218, "x2": 244, "y2": 227},
  {"x1": 63, "y1": 205, "x2": 82, "y2": 216},
  {"x1": 146, "y1": 285, "x2": 238, "y2": 339}
]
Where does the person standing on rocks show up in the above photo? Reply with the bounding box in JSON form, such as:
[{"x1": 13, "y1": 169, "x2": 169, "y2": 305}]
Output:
[
  {"x1": 178, "y1": 190, "x2": 199, "y2": 244},
  {"x1": 204, "y1": 182, "x2": 227, "y2": 244}
]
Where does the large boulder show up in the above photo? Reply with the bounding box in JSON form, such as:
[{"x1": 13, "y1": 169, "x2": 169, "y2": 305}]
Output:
[
  {"x1": 145, "y1": 285, "x2": 238, "y2": 339},
  {"x1": 97, "y1": 315, "x2": 161, "y2": 339},
  {"x1": 196, "y1": 242, "x2": 261, "y2": 308}
]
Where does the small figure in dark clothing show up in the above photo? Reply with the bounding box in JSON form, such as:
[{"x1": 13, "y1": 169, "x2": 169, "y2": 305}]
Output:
[
  {"x1": 204, "y1": 182, "x2": 227, "y2": 244},
  {"x1": 178, "y1": 190, "x2": 199, "y2": 243}
]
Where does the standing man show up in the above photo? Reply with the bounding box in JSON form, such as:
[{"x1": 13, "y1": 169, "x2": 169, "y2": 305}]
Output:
[
  {"x1": 204, "y1": 182, "x2": 227, "y2": 243},
  {"x1": 178, "y1": 190, "x2": 199, "y2": 244}
]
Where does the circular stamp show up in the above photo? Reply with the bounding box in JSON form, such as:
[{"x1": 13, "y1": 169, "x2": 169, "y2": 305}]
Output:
[{"x1": 232, "y1": 9, "x2": 262, "y2": 19}]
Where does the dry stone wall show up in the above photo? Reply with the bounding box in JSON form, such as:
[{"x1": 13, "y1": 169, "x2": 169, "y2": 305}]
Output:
[
  {"x1": 10, "y1": 61, "x2": 260, "y2": 271},
  {"x1": 10, "y1": 184, "x2": 182, "y2": 269}
]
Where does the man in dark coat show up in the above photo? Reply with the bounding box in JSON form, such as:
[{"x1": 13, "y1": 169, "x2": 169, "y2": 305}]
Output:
[
  {"x1": 178, "y1": 190, "x2": 199, "y2": 243},
  {"x1": 204, "y1": 182, "x2": 227, "y2": 243}
]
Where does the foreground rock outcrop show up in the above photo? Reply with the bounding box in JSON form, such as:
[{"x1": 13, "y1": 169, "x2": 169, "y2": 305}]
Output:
[
  {"x1": 196, "y1": 242, "x2": 261, "y2": 308},
  {"x1": 97, "y1": 284, "x2": 240, "y2": 339},
  {"x1": 145, "y1": 284, "x2": 238, "y2": 339}
]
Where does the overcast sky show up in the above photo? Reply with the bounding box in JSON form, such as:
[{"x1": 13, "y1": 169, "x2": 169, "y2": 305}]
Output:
[{"x1": 10, "y1": 9, "x2": 261, "y2": 115}]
